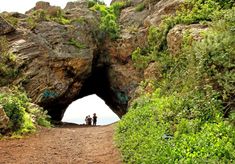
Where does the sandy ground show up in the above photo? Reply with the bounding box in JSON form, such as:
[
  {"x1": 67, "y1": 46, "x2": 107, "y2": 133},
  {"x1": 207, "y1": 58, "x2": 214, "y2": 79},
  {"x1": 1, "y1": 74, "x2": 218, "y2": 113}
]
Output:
[{"x1": 0, "y1": 124, "x2": 122, "y2": 164}]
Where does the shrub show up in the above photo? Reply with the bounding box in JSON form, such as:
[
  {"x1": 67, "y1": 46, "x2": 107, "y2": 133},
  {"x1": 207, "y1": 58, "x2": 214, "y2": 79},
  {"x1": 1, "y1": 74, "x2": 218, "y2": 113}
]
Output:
[
  {"x1": 117, "y1": 3, "x2": 235, "y2": 164},
  {"x1": 0, "y1": 88, "x2": 35, "y2": 134},
  {"x1": 91, "y1": 1, "x2": 127, "y2": 40},
  {"x1": 28, "y1": 104, "x2": 51, "y2": 128},
  {"x1": 116, "y1": 89, "x2": 235, "y2": 163},
  {"x1": 0, "y1": 87, "x2": 51, "y2": 135},
  {"x1": 87, "y1": 0, "x2": 105, "y2": 8},
  {"x1": 0, "y1": 14, "x2": 18, "y2": 27}
]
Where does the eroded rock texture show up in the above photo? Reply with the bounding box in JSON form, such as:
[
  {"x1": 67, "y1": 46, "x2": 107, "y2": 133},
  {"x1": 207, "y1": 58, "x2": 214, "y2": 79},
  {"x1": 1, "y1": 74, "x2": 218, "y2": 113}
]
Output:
[{"x1": 0, "y1": 0, "x2": 192, "y2": 121}]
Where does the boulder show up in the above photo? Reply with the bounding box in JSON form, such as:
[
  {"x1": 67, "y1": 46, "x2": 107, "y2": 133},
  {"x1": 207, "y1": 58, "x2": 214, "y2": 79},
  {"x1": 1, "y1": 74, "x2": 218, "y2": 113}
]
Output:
[
  {"x1": 0, "y1": 16, "x2": 15, "y2": 35},
  {"x1": 167, "y1": 24, "x2": 208, "y2": 55},
  {"x1": 144, "y1": 0, "x2": 184, "y2": 27}
]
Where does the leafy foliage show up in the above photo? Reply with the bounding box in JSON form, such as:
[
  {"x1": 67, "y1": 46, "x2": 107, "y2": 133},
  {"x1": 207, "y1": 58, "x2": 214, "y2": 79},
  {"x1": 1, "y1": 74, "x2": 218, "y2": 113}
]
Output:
[
  {"x1": 0, "y1": 87, "x2": 51, "y2": 135},
  {"x1": 91, "y1": 1, "x2": 127, "y2": 40},
  {"x1": 26, "y1": 8, "x2": 71, "y2": 29},
  {"x1": 68, "y1": 38, "x2": 86, "y2": 49},
  {"x1": 0, "y1": 14, "x2": 18, "y2": 27},
  {"x1": 135, "y1": 3, "x2": 145, "y2": 12},
  {"x1": 87, "y1": 0, "x2": 105, "y2": 8},
  {"x1": 117, "y1": 1, "x2": 235, "y2": 163},
  {"x1": 116, "y1": 89, "x2": 235, "y2": 163}
]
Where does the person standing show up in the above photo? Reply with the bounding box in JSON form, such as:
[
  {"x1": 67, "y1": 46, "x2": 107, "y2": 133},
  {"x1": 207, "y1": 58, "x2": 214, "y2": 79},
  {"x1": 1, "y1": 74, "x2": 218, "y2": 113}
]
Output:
[
  {"x1": 87, "y1": 115, "x2": 92, "y2": 126},
  {"x1": 93, "y1": 113, "x2": 97, "y2": 126},
  {"x1": 85, "y1": 116, "x2": 89, "y2": 125}
]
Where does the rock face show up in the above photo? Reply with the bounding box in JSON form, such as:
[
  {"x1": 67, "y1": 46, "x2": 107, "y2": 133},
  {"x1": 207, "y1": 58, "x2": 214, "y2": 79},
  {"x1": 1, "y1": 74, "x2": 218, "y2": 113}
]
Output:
[
  {"x1": 0, "y1": 105, "x2": 9, "y2": 133},
  {"x1": 0, "y1": 16, "x2": 15, "y2": 35},
  {"x1": 0, "y1": 0, "x2": 189, "y2": 121},
  {"x1": 167, "y1": 24, "x2": 208, "y2": 55}
]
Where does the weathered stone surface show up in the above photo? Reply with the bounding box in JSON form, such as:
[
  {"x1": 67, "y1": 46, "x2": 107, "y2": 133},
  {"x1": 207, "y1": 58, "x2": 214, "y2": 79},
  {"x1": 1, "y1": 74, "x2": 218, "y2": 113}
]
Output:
[
  {"x1": 0, "y1": 16, "x2": 15, "y2": 35},
  {"x1": 167, "y1": 24, "x2": 208, "y2": 55},
  {"x1": 111, "y1": 0, "x2": 143, "y2": 6},
  {"x1": 144, "y1": 0, "x2": 184, "y2": 27},
  {"x1": 0, "y1": 0, "x2": 192, "y2": 121},
  {"x1": 0, "y1": 105, "x2": 9, "y2": 133},
  {"x1": 144, "y1": 62, "x2": 162, "y2": 80}
]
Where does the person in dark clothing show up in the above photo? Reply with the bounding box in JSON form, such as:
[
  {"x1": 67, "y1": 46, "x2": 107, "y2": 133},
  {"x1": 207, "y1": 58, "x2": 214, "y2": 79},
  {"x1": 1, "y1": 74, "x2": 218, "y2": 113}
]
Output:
[
  {"x1": 93, "y1": 113, "x2": 97, "y2": 126},
  {"x1": 87, "y1": 115, "x2": 92, "y2": 125}
]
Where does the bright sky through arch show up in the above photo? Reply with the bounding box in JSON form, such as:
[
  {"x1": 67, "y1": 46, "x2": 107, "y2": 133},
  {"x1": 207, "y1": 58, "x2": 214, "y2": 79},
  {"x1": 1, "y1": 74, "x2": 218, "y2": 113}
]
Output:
[
  {"x1": 0, "y1": 0, "x2": 112, "y2": 13},
  {"x1": 62, "y1": 95, "x2": 120, "y2": 125}
]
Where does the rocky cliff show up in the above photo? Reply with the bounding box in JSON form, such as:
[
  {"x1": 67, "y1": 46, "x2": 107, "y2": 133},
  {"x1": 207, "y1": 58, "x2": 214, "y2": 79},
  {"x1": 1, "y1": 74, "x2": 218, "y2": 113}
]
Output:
[{"x1": 0, "y1": 0, "x2": 208, "y2": 121}]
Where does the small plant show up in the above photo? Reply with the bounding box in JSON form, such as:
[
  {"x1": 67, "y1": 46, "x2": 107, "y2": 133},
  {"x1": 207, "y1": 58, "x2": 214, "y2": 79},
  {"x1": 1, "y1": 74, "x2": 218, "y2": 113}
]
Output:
[
  {"x1": 131, "y1": 47, "x2": 151, "y2": 69},
  {"x1": 135, "y1": 3, "x2": 145, "y2": 12},
  {"x1": 87, "y1": 0, "x2": 105, "y2": 8},
  {"x1": 0, "y1": 14, "x2": 18, "y2": 27},
  {"x1": 68, "y1": 38, "x2": 86, "y2": 49},
  {"x1": 26, "y1": 8, "x2": 71, "y2": 29}
]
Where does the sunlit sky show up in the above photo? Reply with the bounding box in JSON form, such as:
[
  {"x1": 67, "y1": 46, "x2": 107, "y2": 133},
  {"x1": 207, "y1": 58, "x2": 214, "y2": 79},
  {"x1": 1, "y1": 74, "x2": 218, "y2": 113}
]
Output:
[
  {"x1": 0, "y1": 0, "x2": 119, "y2": 125},
  {"x1": 0, "y1": 0, "x2": 112, "y2": 13},
  {"x1": 62, "y1": 95, "x2": 120, "y2": 125}
]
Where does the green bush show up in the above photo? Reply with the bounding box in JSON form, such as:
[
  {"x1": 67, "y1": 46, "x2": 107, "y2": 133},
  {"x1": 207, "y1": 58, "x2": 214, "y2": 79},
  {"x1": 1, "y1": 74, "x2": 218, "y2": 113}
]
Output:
[
  {"x1": 87, "y1": 0, "x2": 105, "y2": 8},
  {"x1": 0, "y1": 14, "x2": 18, "y2": 27},
  {"x1": 91, "y1": 1, "x2": 127, "y2": 40},
  {"x1": 116, "y1": 89, "x2": 235, "y2": 163},
  {"x1": 28, "y1": 105, "x2": 51, "y2": 128},
  {"x1": 0, "y1": 88, "x2": 35, "y2": 134},
  {"x1": 118, "y1": 3, "x2": 235, "y2": 164},
  {"x1": 0, "y1": 87, "x2": 51, "y2": 135}
]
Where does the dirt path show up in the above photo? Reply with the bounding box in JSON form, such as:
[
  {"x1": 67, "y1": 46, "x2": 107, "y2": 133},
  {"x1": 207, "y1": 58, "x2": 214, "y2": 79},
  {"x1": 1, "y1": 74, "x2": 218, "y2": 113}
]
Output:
[{"x1": 0, "y1": 124, "x2": 122, "y2": 164}]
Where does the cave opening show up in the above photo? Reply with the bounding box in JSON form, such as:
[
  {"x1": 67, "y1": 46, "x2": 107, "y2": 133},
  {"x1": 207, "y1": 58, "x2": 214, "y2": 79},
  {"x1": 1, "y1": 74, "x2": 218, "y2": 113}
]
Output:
[
  {"x1": 62, "y1": 94, "x2": 120, "y2": 125},
  {"x1": 44, "y1": 54, "x2": 128, "y2": 122}
]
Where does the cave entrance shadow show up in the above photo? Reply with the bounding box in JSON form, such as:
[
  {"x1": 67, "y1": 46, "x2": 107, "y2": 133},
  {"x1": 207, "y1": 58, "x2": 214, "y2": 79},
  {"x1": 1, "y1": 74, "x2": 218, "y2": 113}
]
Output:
[
  {"x1": 43, "y1": 58, "x2": 128, "y2": 123},
  {"x1": 61, "y1": 94, "x2": 120, "y2": 126}
]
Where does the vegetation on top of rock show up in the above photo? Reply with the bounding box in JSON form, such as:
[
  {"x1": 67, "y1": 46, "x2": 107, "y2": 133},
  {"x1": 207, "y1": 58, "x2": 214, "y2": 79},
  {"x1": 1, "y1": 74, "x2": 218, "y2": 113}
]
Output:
[
  {"x1": 0, "y1": 14, "x2": 18, "y2": 28},
  {"x1": 26, "y1": 8, "x2": 71, "y2": 29},
  {"x1": 0, "y1": 87, "x2": 51, "y2": 136},
  {"x1": 68, "y1": 38, "x2": 86, "y2": 49},
  {"x1": 135, "y1": 3, "x2": 145, "y2": 12},
  {"x1": 90, "y1": 1, "x2": 128, "y2": 40},
  {"x1": 86, "y1": 0, "x2": 105, "y2": 8},
  {"x1": 116, "y1": 1, "x2": 235, "y2": 163}
]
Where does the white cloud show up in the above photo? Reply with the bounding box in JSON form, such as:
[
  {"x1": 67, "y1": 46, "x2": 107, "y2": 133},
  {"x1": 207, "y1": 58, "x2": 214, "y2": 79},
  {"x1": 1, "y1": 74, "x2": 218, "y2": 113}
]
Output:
[{"x1": 0, "y1": 0, "x2": 112, "y2": 13}]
